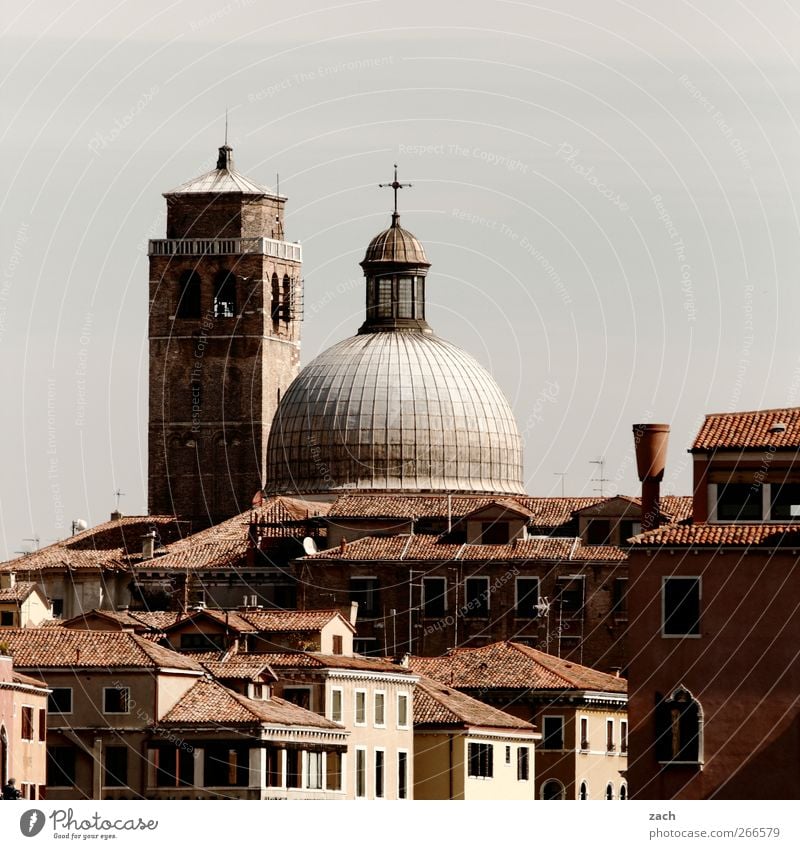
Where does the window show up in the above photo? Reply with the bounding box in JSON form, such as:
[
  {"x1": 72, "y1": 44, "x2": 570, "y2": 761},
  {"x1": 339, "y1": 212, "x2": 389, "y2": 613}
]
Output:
[
  {"x1": 397, "y1": 693, "x2": 409, "y2": 728},
  {"x1": 621, "y1": 720, "x2": 628, "y2": 753},
  {"x1": 415, "y1": 277, "x2": 425, "y2": 319},
  {"x1": 104, "y1": 746, "x2": 128, "y2": 788},
  {"x1": 655, "y1": 688, "x2": 703, "y2": 764},
  {"x1": 103, "y1": 687, "x2": 130, "y2": 714},
  {"x1": 330, "y1": 688, "x2": 343, "y2": 723},
  {"x1": 155, "y1": 746, "x2": 194, "y2": 788},
  {"x1": 285, "y1": 749, "x2": 302, "y2": 789},
  {"x1": 542, "y1": 716, "x2": 564, "y2": 750},
  {"x1": 48, "y1": 688, "x2": 72, "y2": 715},
  {"x1": 467, "y1": 742, "x2": 493, "y2": 778},
  {"x1": 38, "y1": 709, "x2": 46, "y2": 742},
  {"x1": 355, "y1": 748, "x2": 367, "y2": 798},
  {"x1": 620, "y1": 783, "x2": 628, "y2": 800},
  {"x1": 307, "y1": 752, "x2": 323, "y2": 790},
  {"x1": 375, "y1": 750, "x2": 385, "y2": 798},
  {"x1": 374, "y1": 692, "x2": 385, "y2": 727},
  {"x1": 517, "y1": 747, "x2": 529, "y2": 781},
  {"x1": 0, "y1": 611, "x2": 13, "y2": 626},
  {"x1": 377, "y1": 278, "x2": 393, "y2": 319},
  {"x1": 716, "y1": 483, "x2": 763, "y2": 520},
  {"x1": 179, "y1": 633, "x2": 226, "y2": 651},
  {"x1": 515, "y1": 577, "x2": 541, "y2": 618},
  {"x1": 605, "y1": 782, "x2": 614, "y2": 800},
  {"x1": 662, "y1": 577, "x2": 701, "y2": 637},
  {"x1": 176, "y1": 271, "x2": 202, "y2": 319},
  {"x1": 618, "y1": 519, "x2": 641, "y2": 543},
  {"x1": 398, "y1": 751, "x2": 408, "y2": 799},
  {"x1": 326, "y1": 751, "x2": 342, "y2": 791},
  {"x1": 283, "y1": 687, "x2": 311, "y2": 710},
  {"x1": 281, "y1": 275, "x2": 292, "y2": 322},
  {"x1": 271, "y1": 273, "x2": 281, "y2": 326},
  {"x1": 397, "y1": 277, "x2": 414, "y2": 318},
  {"x1": 213, "y1": 272, "x2": 236, "y2": 318},
  {"x1": 612, "y1": 578, "x2": 628, "y2": 619},
  {"x1": 580, "y1": 716, "x2": 589, "y2": 750},
  {"x1": 556, "y1": 576, "x2": 584, "y2": 614},
  {"x1": 541, "y1": 779, "x2": 565, "y2": 800},
  {"x1": 47, "y1": 747, "x2": 76, "y2": 787},
  {"x1": 52, "y1": 598, "x2": 64, "y2": 618},
  {"x1": 355, "y1": 690, "x2": 367, "y2": 725},
  {"x1": 332, "y1": 634, "x2": 343, "y2": 655},
  {"x1": 349, "y1": 577, "x2": 379, "y2": 617},
  {"x1": 463, "y1": 576, "x2": 490, "y2": 618},
  {"x1": 480, "y1": 521, "x2": 509, "y2": 544},
  {"x1": 505, "y1": 745, "x2": 511, "y2": 764},
  {"x1": 586, "y1": 519, "x2": 612, "y2": 545},
  {"x1": 204, "y1": 745, "x2": 249, "y2": 787},
  {"x1": 579, "y1": 781, "x2": 588, "y2": 800},
  {"x1": 606, "y1": 719, "x2": 615, "y2": 752},
  {"x1": 21, "y1": 707, "x2": 33, "y2": 741},
  {"x1": 770, "y1": 483, "x2": 800, "y2": 520},
  {"x1": 422, "y1": 577, "x2": 447, "y2": 618}
]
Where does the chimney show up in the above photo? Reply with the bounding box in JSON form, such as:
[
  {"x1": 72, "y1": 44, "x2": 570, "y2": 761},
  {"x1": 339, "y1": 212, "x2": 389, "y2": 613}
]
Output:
[
  {"x1": 339, "y1": 536, "x2": 347, "y2": 555},
  {"x1": 0, "y1": 571, "x2": 15, "y2": 590},
  {"x1": 141, "y1": 531, "x2": 156, "y2": 560},
  {"x1": 633, "y1": 423, "x2": 670, "y2": 532}
]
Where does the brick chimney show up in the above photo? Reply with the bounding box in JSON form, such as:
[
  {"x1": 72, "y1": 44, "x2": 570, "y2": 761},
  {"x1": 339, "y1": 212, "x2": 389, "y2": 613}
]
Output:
[{"x1": 633, "y1": 423, "x2": 670, "y2": 532}]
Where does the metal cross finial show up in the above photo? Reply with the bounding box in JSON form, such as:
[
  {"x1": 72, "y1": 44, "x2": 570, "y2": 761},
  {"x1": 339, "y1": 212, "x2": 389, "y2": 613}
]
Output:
[
  {"x1": 379, "y1": 164, "x2": 411, "y2": 221},
  {"x1": 225, "y1": 107, "x2": 228, "y2": 146}
]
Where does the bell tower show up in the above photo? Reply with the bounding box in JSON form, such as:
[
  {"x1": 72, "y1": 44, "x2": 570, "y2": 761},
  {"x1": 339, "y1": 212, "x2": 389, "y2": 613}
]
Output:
[{"x1": 148, "y1": 145, "x2": 302, "y2": 527}]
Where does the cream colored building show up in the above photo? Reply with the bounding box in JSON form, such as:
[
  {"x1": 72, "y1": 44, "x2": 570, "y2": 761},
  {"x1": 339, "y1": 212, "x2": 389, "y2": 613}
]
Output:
[{"x1": 0, "y1": 573, "x2": 51, "y2": 628}]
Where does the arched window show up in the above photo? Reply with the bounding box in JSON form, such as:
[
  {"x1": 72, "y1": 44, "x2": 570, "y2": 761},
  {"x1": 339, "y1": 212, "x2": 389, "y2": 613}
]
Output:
[
  {"x1": 605, "y1": 782, "x2": 614, "y2": 800},
  {"x1": 282, "y1": 275, "x2": 292, "y2": 323},
  {"x1": 620, "y1": 783, "x2": 627, "y2": 800},
  {"x1": 541, "y1": 779, "x2": 565, "y2": 800},
  {"x1": 579, "y1": 781, "x2": 588, "y2": 800},
  {"x1": 213, "y1": 272, "x2": 237, "y2": 319},
  {"x1": 176, "y1": 271, "x2": 201, "y2": 319},
  {"x1": 271, "y1": 273, "x2": 281, "y2": 330},
  {"x1": 655, "y1": 686, "x2": 703, "y2": 765}
]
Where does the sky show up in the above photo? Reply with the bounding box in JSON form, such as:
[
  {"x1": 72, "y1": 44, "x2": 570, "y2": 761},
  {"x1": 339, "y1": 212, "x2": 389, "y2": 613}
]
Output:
[{"x1": 2, "y1": 0, "x2": 800, "y2": 557}]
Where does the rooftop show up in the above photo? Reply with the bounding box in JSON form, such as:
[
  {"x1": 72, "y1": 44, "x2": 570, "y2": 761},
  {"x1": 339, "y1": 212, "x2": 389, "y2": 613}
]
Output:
[
  {"x1": 164, "y1": 145, "x2": 275, "y2": 197},
  {"x1": 692, "y1": 407, "x2": 800, "y2": 451},
  {"x1": 414, "y1": 676, "x2": 536, "y2": 730},
  {"x1": 630, "y1": 523, "x2": 800, "y2": 547},
  {"x1": 0, "y1": 581, "x2": 42, "y2": 604}
]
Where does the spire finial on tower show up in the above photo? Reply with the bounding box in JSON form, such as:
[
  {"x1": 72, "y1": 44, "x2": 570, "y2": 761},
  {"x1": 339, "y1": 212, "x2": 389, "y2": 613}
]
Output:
[
  {"x1": 379, "y1": 164, "x2": 411, "y2": 225},
  {"x1": 217, "y1": 109, "x2": 233, "y2": 170}
]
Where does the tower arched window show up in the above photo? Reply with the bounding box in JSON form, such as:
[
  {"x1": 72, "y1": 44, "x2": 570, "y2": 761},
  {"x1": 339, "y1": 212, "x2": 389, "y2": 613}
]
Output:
[
  {"x1": 579, "y1": 781, "x2": 588, "y2": 800},
  {"x1": 271, "y1": 273, "x2": 281, "y2": 330},
  {"x1": 177, "y1": 271, "x2": 202, "y2": 319},
  {"x1": 282, "y1": 275, "x2": 292, "y2": 323},
  {"x1": 620, "y1": 783, "x2": 628, "y2": 800},
  {"x1": 605, "y1": 782, "x2": 614, "y2": 800},
  {"x1": 213, "y1": 272, "x2": 237, "y2": 319},
  {"x1": 655, "y1": 686, "x2": 703, "y2": 765}
]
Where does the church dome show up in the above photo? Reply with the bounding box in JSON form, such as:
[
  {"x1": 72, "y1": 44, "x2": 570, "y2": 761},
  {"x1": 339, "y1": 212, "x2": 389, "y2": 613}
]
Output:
[{"x1": 362, "y1": 217, "x2": 430, "y2": 266}]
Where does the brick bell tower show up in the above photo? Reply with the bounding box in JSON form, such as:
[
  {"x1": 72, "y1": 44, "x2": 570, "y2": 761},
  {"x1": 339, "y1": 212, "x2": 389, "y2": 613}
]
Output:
[{"x1": 148, "y1": 144, "x2": 302, "y2": 527}]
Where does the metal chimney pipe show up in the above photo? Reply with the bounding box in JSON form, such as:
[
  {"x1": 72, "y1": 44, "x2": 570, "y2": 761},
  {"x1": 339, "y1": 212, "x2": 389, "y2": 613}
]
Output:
[{"x1": 633, "y1": 423, "x2": 670, "y2": 532}]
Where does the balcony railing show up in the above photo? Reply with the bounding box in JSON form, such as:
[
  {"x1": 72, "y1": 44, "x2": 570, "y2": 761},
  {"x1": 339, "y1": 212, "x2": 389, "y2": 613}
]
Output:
[{"x1": 148, "y1": 237, "x2": 302, "y2": 262}]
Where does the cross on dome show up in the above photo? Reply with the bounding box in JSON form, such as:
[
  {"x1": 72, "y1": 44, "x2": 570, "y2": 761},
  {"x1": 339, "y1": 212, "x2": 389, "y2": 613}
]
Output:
[{"x1": 379, "y1": 164, "x2": 412, "y2": 224}]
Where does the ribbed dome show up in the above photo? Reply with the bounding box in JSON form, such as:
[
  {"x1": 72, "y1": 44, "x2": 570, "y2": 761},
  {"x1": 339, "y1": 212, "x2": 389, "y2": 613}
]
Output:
[
  {"x1": 266, "y1": 331, "x2": 524, "y2": 495},
  {"x1": 362, "y1": 218, "x2": 430, "y2": 266}
]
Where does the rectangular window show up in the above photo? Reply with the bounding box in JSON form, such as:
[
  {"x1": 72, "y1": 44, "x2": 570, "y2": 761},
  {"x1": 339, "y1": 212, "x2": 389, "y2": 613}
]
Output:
[
  {"x1": 155, "y1": 746, "x2": 194, "y2": 788},
  {"x1": 716, "y1": 482, "x2": 763, "y2": 520},
  {"x1": 556, "y1": 576, "x2": 585, "y2": 614},
  {"x1": 397, "y1": 693, "x2": 409, "y2": 728},
  {"x1": 204, "y1": 745, "x2": 248, "y2": 788},
  {"x1": 38, "y1": 709, "x2": 46, "y2": 742},
  {"x1": 48, "y1": 688, "x2": 72, "y2": 715},
  {"x1": 464, "y1": 576, "x2": 490, "y2": 617},
  {"x1": 285, "y1": 749, "x2": 302, "y2": 789},
  {"x1": 612, "y1": 578, "x2": 628, "y2": 618},
  {"x1": 480, "y1": 521, "x2": 509, "y2": 544},
  {"x1": 21, "y1": 706, "x2": 33, "y2": 741},
  {"x1": 355, "y1": 690, "x2": 367, "y2": 725},
  {"x1": 517, "y1": 747, "x2": 530, "y2": 781},
  {"x1": 621, "y1": 720, "x2": 628, "y2": 753},
  {"x1": 104, "y1": 746, "x2": 128, "y2": 788},
  {"x1": 330, "y1": 688, "x2": 343, "y2": 723},
  {"x1": 375, "y1": 750, "x2": 385, "y2": 798},
  {"x1": 398, "y1": 751, "x2": 408, "y2": 799},
  {"x1": 374, "y1": 692, "x2": 385, "y2": 727},
  {"x1": 515, "y1": 577, "x2": 540, "y2": 618},
  {"x1": 397, "y1": 277, "x2": 414, "y2": 318},
  {"x1": 580, "y1": 716, "x2": 589, "y2": 750},
  {"x1": 422, "y1": 576, "x2": 447, "y2": 618},
  {"x1": 349, "y1": 577, "x2": 380, "y2": 617},
  {"x1": 0, "y1": 611, "x2": 13, "y2": 626},
  {"x1": 662, "y1": 577, "x2": 701, "y2": 637},
  {"x1": 307, "y1": 752, "x2": 323, "y2": 790},
  {"x1": 542, "y1": 716, "x2": 564, "y2": 750},
  {"x1": 51, "y1": 598, "x2": 64, "y2": 618},
  {"x1": 326, "y1": 751, "x2": 342, "y2": 791},
  {"x1": 586, "y1": 519, "x2": 612, "y2": 545},
  {"x1": 505, "y1": 745, "x2": 511, "y2": 764},
  {"x1": 467, "y1": 742, "x2": 493, "y2": 778},
  {"x1": 607, "y1": 719, "x2": 616, "y2": 752},
  {"x1": 332, "y1": 634, "x2": 344, "y2": 655},
  {"x1": 377, "y1": 279, "x2": 393, "y2": 319},
  {"x1": 770, "y1": 482, "x2": 800, "y2": 520},
  {"x1": 103, "y1": 687, "x2": 130, "y2": 714},
  {"x1": 47, "y1": 746, "x2": 76, "y2": 787},
  {"x1": 618, "y1": 519, "x2": 641, "y2": 543},
  {"x1": 283, "y1": 687, "x2": 311, "y2": 710},
  {"x1": 355, "y1": 748, "x2": 367, "y2": 798}
]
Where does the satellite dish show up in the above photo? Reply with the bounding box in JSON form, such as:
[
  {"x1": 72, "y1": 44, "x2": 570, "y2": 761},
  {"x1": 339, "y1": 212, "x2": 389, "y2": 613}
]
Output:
[
  {"x1": 302, "y1": 537, "x2": 318, "y2": 555},
  {"x1": 74, "y1": 519, "x2": 88, "y2": 532}
]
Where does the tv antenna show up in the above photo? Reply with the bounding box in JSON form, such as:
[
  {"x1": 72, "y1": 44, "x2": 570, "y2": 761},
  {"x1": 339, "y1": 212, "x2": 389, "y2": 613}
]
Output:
[
  {"x1": 114, "y1": 489, "x2": 125, "y2": 511},
  {"x1": 553, "y1": 472, "x2": 566, "y2": 497},
  {"x1": 590, "y1": 458, "x2": 610, "y2": 497}
]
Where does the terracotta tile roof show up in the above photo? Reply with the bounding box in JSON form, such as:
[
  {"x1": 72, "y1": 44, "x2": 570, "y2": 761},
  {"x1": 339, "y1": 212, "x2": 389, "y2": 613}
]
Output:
[
  {"x1": 414, "y1": 676, "x2": 536, "y2": 730},
  {"x1": 692, "y1": 408, "x2": 800, "y2": 451},
  {"x1": 407, "y1": 641, "x2": 627, "y2": 694},
  {"x1": 302, "y1": 534, "x2": 625, "y2": 563},
  {"x1": 60, "y1": 609, "x2": 183, "y2": 632},
  {"x1": 201, "y1": 658, "x2": 277, "y2": 682},
  {"x1": 660, "y1": 496, "x2": 694, "y2": 522},
  {"x1": 0, "y1": 582, "x2": 42, "y2": 603},
  {"x1": 239, "y1": 609, "x2": 353, "y2": 633},
  {"x1": 0, "y1": 516, "x2": 186, "y2": 575},
  {"x1": 0, "y1": 628, "x2": 202, "y2": 671},
  {"x1": 630, "y1": 522, "x2": 800, "y2": 547},
  {"x1": 12, "y1": 670, "x2": 48, "y2": 689},
  {"x1": 161, "y1": 609, "x2": 257, "y2": 634},
  {"x1": 243, "y1": 651, "x2": 415, "y2": 675},
  {"x1": 159, "y1": 676, "x2": 342, "y2": 729}
]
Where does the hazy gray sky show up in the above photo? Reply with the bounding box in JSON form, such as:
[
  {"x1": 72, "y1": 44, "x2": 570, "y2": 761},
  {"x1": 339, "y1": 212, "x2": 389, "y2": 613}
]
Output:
[{"x1": 2, "y1": 0, "x2": 800, "y2": 556}]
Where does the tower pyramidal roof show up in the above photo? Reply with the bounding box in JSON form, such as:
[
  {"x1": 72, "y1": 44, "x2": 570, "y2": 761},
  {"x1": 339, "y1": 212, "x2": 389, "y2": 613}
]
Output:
[{"x1": 164, "y1": 144, "x2": 277, "y2": 197}]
